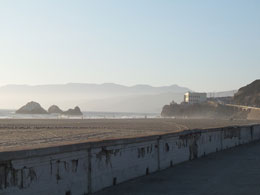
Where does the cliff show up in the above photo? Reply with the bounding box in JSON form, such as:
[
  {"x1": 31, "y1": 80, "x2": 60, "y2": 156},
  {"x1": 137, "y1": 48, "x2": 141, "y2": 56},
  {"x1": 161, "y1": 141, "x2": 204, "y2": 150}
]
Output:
[{"x1": 234, "y1": 80, "x2": 260, "y2": 107}]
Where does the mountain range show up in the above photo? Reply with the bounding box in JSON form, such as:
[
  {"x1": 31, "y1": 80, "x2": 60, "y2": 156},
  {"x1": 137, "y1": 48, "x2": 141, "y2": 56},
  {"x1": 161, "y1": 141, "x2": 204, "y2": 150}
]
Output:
[{"x1": 0, "y1": 83, "x2": 236, "y2": 113}]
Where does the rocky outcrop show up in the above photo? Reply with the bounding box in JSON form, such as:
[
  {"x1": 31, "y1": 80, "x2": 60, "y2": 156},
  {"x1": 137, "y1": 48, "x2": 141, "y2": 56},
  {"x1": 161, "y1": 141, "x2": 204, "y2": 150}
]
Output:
[
  {"x1": 161, "y1": 101, "x2": 248, "y2": 119},
  {"x1": 63, "y1": 106, "x2": 83, "y2": 116},
  {"x1": 48, "y1": 105, "x2": 63, "y2": 114},
  {"x1": 16, "y1": 102, "x2": 83, "y2": 116},
  {"x1": 234, "y1": 80, "x2": 260, "y2": 107},
  {"x1": 16, "y1": 101, "x2": 48, "y2": 114}
]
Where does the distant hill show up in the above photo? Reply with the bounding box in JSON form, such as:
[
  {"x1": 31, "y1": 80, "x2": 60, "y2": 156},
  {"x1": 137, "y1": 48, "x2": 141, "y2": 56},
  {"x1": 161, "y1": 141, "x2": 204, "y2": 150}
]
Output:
[
  {"x1": 0, "y1": 83, "x2": 191, "y2": 113},
  {"x1": 161, "y1": 80, "x2": 260, "y2": 119},
  {"x1": 0, "y1": 83, "x2": 242, "y2": 113},
  {"x1": 234, "y1": 80, "x2": 260, "y2": 107}
]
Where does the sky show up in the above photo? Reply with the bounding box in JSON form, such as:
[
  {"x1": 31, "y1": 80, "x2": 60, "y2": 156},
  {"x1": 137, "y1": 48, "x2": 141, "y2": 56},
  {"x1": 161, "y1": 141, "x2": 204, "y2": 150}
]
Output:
[{"x1": 0, "y1": 0, "x2": 259, "y2": 92}]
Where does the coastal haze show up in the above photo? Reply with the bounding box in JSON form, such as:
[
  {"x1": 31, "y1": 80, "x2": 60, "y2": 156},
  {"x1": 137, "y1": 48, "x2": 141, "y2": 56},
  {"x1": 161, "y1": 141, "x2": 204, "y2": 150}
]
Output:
[
  {"x1": 0, "y1": 83, "x2": 236, "y2": 113},
  {"x1": 0, "y1": 1, "x2": 260, "y2": 195}
]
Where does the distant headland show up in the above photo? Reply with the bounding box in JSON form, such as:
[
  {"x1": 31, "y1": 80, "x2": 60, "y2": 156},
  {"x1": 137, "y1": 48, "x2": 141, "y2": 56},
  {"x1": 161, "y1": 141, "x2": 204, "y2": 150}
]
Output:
[{"x1": 161, "y1": 80, "x2": 260, "y2": 120}]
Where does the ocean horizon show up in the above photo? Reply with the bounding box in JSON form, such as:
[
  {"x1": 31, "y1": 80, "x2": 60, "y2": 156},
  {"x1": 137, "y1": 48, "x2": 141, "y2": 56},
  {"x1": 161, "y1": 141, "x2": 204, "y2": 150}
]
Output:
[{"x1": 0, "y1": 109, "x2": 160, "y2": 119}]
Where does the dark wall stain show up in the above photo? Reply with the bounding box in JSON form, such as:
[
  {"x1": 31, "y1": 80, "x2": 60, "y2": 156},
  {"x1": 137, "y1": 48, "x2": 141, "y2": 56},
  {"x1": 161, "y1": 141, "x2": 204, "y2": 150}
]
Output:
[
  {"x1": 50, "y1": 161, "x2": 53, "y2": 175},
  {"x1": 250, "y1": 126, "x2": 254, "y2": 140},
  {"x1": 56, "y1": 160, "x2": 61, "y2": 183},
  {"x1": 64, "y1": 161, "x2": 69, "y2": 172},
  {"x1": 146, "y1": 145, "x2": 153, "y2": 154},
  {"x1": 72, "y1": 160, "x2": 78, "y2": 173},
  {"x1": 224, "y1": 127, "x2": 240, "y2": 139},
  {"x1": 49, "y1": 158, "x2": 78, "y2": 184},
  {"x1": 165, "y1": 143, "x2": 170, "y2": 152},
  {"x1": 28, "y1": 168, "x2": 37, "y2": 183},
  {"x1": 146, "y1": 167, "x2": 149, "y2": 175},
  {"x1": 0, "y1": 165, "x2": 6, "y2": 189},
  {"x1": 179, "y1": 132, "x2": 201, "y2": 141},
  {"x1": 0, "y1": 161, "x2": 37, "y2": 190},
  {"x1": 113, "y1": 177, "x2": 117, "y2": 186},
  {"x1": 96, "y1": 147, "x2": 115, "y2": 167},
  {"x1": 138, "y1": 148, "x2": 146, "y2": 158},
  {"x1": 113, "y1": 149, "x2": 120, "y2": 156},
  {"x1": 179, "y1": 132, "x2": 201, "y2": 160}
]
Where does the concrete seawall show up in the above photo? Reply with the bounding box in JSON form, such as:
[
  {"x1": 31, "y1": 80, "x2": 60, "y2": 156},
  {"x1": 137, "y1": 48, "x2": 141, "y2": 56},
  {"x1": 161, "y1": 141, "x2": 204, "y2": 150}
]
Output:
[{"x1": 0, "y1": 124, "x2": 260, "y2": 195}]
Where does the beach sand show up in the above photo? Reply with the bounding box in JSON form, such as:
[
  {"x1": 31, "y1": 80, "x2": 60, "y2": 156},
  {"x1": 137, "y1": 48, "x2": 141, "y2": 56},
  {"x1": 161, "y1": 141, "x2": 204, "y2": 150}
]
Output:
[{"x1": 0, "y1": 118, "x2": 259, "y2": 152}]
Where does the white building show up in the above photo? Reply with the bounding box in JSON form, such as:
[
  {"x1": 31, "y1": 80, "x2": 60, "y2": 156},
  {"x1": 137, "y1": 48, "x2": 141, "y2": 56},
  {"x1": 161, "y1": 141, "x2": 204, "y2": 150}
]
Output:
[{"x1": 184, "y1": 92, "x2": 207, "y2": 104}]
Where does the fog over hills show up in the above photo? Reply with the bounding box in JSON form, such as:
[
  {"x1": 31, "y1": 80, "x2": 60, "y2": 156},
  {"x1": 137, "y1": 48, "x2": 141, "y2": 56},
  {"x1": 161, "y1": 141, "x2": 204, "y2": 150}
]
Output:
[{"x1": 0, "y1": 83, "x2": 235, "y2": 113}]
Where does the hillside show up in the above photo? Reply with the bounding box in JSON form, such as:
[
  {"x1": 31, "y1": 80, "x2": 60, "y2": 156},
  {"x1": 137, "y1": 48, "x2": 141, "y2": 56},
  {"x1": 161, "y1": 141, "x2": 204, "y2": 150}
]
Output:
[
  {"x1": 234, "y1": 80, "x2": 260, "y2": 107},
  {"x1": 0, "y1": 83, "x2": 190, "y2": 113},
  {"x1": 0, "y1": 83, "x2": 240, "y2": 113}
]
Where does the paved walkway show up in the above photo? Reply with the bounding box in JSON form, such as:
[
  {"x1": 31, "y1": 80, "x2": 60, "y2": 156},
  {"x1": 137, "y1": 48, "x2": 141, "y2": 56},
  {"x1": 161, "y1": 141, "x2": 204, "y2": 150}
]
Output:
[{"x1": 95, "y1": 141, "x2": 260, "y2": 195}]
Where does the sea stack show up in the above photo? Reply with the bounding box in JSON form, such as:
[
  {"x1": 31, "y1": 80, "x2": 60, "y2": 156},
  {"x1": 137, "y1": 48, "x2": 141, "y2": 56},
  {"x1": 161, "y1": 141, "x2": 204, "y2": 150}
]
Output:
[
  {"x1": 16, "y1": 101, "x2": 48, "y2": 114},
  {"x1": 48, "y1": 105, "x2": 63, "y2": 114},
  {"x1": 63, "y1": 106, "x2": 83, "y2": 116}
]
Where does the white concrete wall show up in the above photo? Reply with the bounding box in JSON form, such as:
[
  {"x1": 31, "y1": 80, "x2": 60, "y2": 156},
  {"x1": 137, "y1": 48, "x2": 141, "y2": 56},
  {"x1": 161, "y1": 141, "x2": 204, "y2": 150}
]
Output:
[
  {"x1": 91, "y1": 140, "x2": 158, "y2": 192},
  {"x1": 159, "y1": 135, "x2": 190, "y2": 169},
  {"x1": 0, "y1": 124, "x2": 260, "y2": 195},
  {"x1": 252, "y1": 125, "x2": 260, "y2": 141},
  {"x1": 0, "y1": 150, "x2": 89, "y2": 195},
  {"x1": 197, "y1": 130, "x2": 222, "y2": 156}
]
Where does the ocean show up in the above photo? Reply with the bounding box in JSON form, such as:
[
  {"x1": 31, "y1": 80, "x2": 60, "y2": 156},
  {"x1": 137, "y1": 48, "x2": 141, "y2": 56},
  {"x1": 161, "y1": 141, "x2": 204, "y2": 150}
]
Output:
[{"x1": 0, "y1": 109, "x2": 160, "y2": 119}]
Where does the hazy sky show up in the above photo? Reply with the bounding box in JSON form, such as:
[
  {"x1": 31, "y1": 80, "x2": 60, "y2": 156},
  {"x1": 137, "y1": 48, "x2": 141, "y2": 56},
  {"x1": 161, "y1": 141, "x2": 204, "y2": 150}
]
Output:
[{"x1": 0, "y1": 0, "x2": 259, "y2": 92}]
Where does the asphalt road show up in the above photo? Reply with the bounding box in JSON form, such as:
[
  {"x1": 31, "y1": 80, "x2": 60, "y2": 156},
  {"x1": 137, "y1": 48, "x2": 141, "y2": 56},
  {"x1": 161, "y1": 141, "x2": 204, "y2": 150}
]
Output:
[{"x1": 95, "y1": 141, "x2": 260, "y2": 195}]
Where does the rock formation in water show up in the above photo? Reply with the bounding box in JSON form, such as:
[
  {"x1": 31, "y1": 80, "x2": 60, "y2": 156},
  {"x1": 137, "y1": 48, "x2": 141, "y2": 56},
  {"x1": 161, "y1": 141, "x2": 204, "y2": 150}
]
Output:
[
  {"x1": 48, "y1": 105, "x2": 63, "y2": 114},
  {"x1": 63, "y1": 106, "x2": 83, "y2": 116},
  {"x1": 16, "y1": 101, "x2": 48, "y2": 114}
]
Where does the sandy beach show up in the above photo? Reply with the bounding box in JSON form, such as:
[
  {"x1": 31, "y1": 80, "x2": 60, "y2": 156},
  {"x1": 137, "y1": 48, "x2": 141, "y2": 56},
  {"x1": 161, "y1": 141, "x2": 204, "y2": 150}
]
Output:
[{"x1": 0, "y1": 118, "x2": 259, "y2": 152}]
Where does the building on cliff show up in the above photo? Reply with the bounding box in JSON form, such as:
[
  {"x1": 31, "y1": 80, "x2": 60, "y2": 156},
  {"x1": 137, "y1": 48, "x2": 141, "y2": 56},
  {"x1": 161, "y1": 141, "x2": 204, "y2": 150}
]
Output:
[{"x1": 184, "y1": 92, "x2": 207, "y2": 104}]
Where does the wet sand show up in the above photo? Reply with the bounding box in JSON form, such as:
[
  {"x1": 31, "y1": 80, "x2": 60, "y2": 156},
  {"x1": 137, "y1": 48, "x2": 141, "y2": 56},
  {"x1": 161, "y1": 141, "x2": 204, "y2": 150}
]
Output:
[{"x1": 0, "y1": 118, "x2": 259, "y2": 152}]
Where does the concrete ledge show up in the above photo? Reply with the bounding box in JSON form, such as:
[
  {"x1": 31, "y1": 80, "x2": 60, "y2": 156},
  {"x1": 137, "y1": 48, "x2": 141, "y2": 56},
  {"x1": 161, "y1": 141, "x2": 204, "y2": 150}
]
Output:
[
  {"x1": 1, "y1": 124, "x2": 257, "y2": 161},
  {"x1": 0, "y1": 124, "x2": 259, "y2": 194}
]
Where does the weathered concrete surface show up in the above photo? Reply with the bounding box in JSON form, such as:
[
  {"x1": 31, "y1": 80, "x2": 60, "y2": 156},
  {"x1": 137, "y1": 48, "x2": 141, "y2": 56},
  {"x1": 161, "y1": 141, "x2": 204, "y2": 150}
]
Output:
[
  {"x1": 0, "y1": 123, "x2": 260, "y2": 194},
  {"x1": 95, "y1": 141, "x2": 260, "y2": 195}
]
